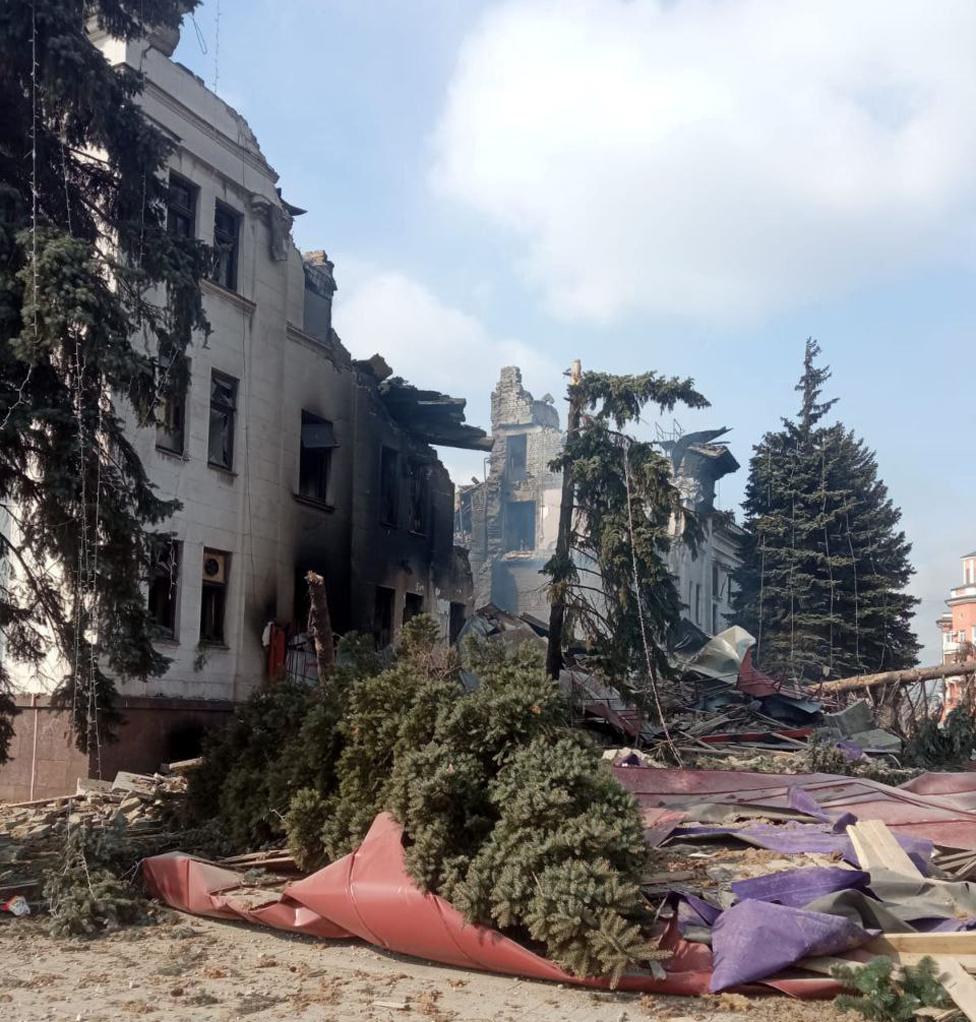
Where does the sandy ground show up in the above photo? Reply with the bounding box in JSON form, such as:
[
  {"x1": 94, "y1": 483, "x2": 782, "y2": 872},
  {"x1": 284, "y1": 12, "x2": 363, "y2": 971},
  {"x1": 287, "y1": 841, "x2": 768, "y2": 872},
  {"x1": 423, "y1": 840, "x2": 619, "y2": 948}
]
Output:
[{"x1": 0, "y1": 912, "x2": 855, "y2": 1022}]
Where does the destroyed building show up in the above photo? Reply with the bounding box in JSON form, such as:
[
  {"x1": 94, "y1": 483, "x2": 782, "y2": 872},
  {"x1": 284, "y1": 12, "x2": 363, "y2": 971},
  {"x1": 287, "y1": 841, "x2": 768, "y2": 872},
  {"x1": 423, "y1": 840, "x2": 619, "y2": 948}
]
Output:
[
  {"x1": 661, "y1": 427, "x2": 745, "y2": 638},
  {"x1": 0, "y1": 21, "x2": 487, "y2": 800},
  {"x1": 456, "y1": 367, "x2": 563, "y2": 623},
  {"x1": 456, "y1": 369, "x2": 744, "y2": 635}
]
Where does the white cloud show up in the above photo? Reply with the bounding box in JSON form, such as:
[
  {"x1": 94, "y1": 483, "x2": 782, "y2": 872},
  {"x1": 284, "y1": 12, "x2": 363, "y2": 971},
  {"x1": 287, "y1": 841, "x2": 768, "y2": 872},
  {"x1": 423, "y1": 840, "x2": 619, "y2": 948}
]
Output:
[
  {"x1": 431, "y1": 0, "x2": 976, "y2": 324},
  {"x1": 333, "y1": 269, "x2": 560, "y2": 481}
]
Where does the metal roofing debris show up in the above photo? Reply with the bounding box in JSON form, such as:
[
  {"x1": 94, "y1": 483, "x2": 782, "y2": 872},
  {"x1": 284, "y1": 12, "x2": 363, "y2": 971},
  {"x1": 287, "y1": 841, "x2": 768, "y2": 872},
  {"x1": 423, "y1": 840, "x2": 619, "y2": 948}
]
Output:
[
  {"x1": 611, "y1": 765, "x2": 976, "y2": 850},
  {"x1": 141, "y1": 813, "x2": 839, "y2": 999}
]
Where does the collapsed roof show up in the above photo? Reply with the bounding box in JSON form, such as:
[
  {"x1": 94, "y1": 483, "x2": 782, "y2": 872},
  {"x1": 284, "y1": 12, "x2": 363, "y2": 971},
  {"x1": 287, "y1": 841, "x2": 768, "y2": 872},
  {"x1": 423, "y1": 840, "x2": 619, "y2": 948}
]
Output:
[{"x1": 376, "y1": 375, "x2": 493, "y2": 452}]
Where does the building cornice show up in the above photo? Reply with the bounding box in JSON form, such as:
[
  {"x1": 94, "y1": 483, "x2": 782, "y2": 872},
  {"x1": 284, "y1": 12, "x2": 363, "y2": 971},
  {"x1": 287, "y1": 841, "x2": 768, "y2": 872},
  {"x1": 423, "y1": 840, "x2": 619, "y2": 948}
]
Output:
[
  {"x1": 201, "y1": 278, "x2": 257, "y2": 317},
  {"x1": 142, "y1": 78, "x2": 278, "y2": 183}
]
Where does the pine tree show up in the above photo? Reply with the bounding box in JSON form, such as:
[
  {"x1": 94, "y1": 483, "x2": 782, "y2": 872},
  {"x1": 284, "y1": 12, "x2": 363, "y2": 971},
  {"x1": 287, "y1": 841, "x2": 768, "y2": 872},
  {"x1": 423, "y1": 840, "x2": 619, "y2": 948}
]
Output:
[
  {"x1": 543, "y1": 370, "x2": 709, "y2": 701},
  {"x1": 731, "y1": 340, "x2": 918, "y2": 683},
  {"x1": 189, "y1": 617, "x2": 653, "y2": 981},
  {"x1": 0, "y1": 1, "x2": 209, "y2": 756}
]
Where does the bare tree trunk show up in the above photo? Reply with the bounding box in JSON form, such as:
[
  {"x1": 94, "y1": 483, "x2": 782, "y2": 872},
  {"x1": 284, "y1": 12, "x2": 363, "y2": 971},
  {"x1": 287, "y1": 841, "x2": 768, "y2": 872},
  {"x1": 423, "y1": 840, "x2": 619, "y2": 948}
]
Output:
[
  {"x1": 305, "y1": 571, "x2": 335, "y2": 682},
  {"x1": 546, "y1": 359, "x2": 582, "y2": 680},
  {"x1": 819, "y1": 660, "x2": 976, "y2": 696}
]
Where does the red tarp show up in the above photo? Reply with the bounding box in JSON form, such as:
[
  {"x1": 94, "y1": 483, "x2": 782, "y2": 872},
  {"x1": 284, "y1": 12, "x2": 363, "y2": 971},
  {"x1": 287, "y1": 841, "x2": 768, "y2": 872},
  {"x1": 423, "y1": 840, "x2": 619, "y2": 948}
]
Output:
[
  {"x1": 612, "y1": 766, "x2": 976, "y2": 851},
  {"x1": 142, "y1": 812, "x2": 838, "y2": 1000}
]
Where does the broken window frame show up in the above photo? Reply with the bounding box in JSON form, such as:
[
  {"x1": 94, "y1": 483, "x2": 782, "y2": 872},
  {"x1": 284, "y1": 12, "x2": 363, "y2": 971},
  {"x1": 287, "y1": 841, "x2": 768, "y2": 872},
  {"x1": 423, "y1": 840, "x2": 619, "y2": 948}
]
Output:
[
  {"x1": 506, "y1": 433, "x2": 528, "y2": 478},
  {"x1": 503, "y1": 499, "x2": 536, "y2": 553},
  {"x1": 406, "y1": 457, "x2": 430, "y2": 535},
  {"x1": 211, "y1": 200, "x2": 241, "y2": 292},
  {"x1": 402, "y1": 591, "x2": 423, "y2": 626},
  {"x1": 148, "y1": 539, "x2": 181, "y2": 640},
  {"x1": 167, "y1": 173, "x2": 197, "y2": 239},
  {"x1": 155, "y1": 342, "x2": 189, "y2": 456},
  {"x1": 379, "y1": 446, "x2": 400, "y2": 528},
  {"x1": 298, "y1": 410, "x2": 336, "y2": 504},
  {"x1": 208, "y1": 370, "x2": 238, "y2": 471},
  {"x1": 200, "y1": 548, "x2": 229, "y2": 646}
]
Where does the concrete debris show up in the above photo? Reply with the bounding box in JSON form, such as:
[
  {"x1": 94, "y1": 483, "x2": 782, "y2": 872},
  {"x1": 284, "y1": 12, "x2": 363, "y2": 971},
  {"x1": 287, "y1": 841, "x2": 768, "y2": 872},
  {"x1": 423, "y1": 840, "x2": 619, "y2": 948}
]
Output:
[
  {"x1": 0, "y1": 769, "x2": 188, "y2": 904},
  {"x1": 824, "y1": 699, "x2": 876, "y2": 738}
]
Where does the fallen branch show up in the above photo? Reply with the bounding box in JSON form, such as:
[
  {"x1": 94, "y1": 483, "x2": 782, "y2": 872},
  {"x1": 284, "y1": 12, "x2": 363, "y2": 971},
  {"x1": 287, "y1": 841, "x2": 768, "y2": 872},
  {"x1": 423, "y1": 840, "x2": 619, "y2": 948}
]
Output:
[{"x1": 819, "y1": 661, "x2": 976, "y2": 696}]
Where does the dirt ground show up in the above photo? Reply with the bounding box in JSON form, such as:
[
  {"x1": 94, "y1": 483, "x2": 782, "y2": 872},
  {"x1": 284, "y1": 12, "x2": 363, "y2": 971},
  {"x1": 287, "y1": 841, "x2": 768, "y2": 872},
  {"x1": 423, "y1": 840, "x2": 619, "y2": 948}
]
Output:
[{"x1": 0, "y1": 912, "x2": 856, "y2": 1022}]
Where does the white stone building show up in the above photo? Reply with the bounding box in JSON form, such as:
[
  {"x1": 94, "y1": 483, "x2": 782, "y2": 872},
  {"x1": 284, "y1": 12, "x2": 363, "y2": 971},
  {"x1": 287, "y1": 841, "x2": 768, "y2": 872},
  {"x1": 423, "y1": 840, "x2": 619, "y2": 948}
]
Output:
[{"x1": 0, "y1": 20, "x2": 486, "y2": 796}]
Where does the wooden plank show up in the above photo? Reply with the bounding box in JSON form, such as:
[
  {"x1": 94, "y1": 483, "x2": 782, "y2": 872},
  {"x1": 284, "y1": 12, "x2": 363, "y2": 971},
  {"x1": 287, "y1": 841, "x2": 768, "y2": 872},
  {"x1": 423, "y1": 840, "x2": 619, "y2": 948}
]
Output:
[
  {"x1": 111, "y1": 771, "x2": 156, "y2": 794},
  {"x1": 846, "y1": 820, "x2": 923, "y2": 880},
  {"x1": 936, "y1": 957, "x2": 976, "y2": 1022},
  {"x1": 867, "y1": 933, "x2": 976, "y2": 956},
  {"x1": 3, "y1": 793, "x2": 79, "y2": 809}
]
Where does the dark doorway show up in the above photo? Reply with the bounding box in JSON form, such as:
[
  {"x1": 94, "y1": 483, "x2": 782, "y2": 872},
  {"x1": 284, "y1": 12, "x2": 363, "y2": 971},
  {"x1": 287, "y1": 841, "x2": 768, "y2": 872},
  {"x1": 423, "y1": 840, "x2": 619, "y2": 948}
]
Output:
[
  {"x1": 449, "y1": 602, "x2": 466, "y2": 644},
  {"x1": 374, "y1": 586, "x2": 395, "y2": 648}
]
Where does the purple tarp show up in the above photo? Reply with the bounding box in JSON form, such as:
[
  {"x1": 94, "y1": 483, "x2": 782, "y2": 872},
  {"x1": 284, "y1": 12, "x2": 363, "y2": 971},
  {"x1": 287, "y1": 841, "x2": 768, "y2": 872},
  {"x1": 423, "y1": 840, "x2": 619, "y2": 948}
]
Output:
[
  {"x1": 731, "y1": 866, "x2": 870, "y2": 908},
  {"x1": 710, "y1": 899, "x2": 874, "y2": 991},
  {"x1": 671, "y1": 821, "x2": 933, "y2": 874}
]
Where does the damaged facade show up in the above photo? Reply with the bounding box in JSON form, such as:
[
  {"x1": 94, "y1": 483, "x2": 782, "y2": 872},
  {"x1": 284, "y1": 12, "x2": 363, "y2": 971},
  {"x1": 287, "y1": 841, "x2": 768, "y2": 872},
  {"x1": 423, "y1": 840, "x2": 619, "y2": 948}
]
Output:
[
  {"x1": 0, "y1": 23, "x2": 485, "y2": 798},
  {"x1": 456, "y1": 369, "x2": 743, "y2": 635},
  {"x1": 662, "y1": 428, "x2": 745, "y2": 638},
  {"x1": 456, "y1": 367, "x2": 562, "y2": 623}
]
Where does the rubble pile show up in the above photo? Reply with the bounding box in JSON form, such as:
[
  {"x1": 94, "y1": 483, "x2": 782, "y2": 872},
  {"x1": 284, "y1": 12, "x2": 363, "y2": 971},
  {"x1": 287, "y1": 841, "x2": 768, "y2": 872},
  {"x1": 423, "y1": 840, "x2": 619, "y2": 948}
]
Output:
[
  {"x1": 566, "y1": 622, "x2": 911, "y2": 769},
  {"x1": 0, "y1": 766, "x2": 191, "y2": 908}
]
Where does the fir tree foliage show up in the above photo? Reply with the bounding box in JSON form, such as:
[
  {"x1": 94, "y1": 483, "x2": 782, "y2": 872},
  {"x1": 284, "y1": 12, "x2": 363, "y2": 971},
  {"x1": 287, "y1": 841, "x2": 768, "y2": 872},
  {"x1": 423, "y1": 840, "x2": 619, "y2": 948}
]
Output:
[
  {"x1": 189, "y1": 618, "x2": 651, "y2": 983},
  {"x1": 832, "y1": 956, "x2": 950, "y2": 1022},
  {"x1": 0, "y1": 0, "x2": 209, "y2": 756},
  {"x1": 544, "y1": 370, "x2": 709, "y2": 695},
  {"x1": 731, "y1": 341, "x2": 918, "y2": 683}
]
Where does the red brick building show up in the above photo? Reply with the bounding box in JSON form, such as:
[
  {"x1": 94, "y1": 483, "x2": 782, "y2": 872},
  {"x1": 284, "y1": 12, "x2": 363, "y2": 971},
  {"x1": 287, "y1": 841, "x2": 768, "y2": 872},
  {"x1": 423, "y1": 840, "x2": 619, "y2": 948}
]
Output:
[{"x1": 936, "y1": 550, "x2": 976, "y2": 716}]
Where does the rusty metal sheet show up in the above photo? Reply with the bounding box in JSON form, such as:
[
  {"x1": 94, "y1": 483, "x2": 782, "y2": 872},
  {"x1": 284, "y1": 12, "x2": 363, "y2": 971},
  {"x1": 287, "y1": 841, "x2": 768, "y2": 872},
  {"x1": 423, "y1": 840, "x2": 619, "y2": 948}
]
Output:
[
  {"x1": 612, "y1": 766, "x2": 976, "y2": 850},
  {"x1": 142, "y1": 814, "x2": 840, "y2": 999}
]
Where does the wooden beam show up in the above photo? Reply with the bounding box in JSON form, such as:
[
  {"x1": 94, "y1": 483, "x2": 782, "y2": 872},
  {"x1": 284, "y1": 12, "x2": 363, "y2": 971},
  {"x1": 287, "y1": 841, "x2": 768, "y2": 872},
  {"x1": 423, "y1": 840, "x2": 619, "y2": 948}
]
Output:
[
  {"x1": 936, "y1": 957, "x2": 976, "y2": 1022},
  {"x1": 866, "y1": 933, "x2": 976, "y2": 955},
  {"x1": 846, "y1": 820, "x2": 923, "y2": 880},
  {"x1": 819, "y1": 660, "x2": 976, "y2": 696}
]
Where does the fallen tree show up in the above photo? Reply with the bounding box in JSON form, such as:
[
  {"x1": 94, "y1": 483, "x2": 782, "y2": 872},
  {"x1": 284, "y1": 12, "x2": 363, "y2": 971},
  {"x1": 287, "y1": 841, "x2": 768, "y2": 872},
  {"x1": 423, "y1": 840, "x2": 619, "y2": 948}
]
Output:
[
  {"x1": 186, "y1": 616, "x2": 651, "y2": 983},
  {"x1": 819, "y1": 660, "x2": 976, "y2": 696}
]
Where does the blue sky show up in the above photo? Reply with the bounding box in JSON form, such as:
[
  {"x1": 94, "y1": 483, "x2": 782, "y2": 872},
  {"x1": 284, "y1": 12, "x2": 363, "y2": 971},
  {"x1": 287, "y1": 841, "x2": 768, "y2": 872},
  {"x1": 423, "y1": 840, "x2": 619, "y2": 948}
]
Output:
[{"x1": 174, "y1": 0, "x2": 975, "y2": 664}]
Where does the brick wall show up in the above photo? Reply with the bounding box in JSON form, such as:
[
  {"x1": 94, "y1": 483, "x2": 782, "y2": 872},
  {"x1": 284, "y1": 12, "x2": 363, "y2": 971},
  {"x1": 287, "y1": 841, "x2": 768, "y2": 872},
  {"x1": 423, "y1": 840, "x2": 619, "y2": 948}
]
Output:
[{"x1": 0, "y1": 695, "x2": 234, "y2": 802}]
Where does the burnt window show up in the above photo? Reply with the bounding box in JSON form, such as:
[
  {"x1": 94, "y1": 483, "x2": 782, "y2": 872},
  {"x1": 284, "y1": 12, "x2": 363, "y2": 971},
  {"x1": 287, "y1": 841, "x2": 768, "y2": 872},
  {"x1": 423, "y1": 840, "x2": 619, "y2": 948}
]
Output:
[
  {"x1": 374, "y1": 586, "x2": 395, "y2": 649},
  {"x1": 212, "y1": 201, "x2": 240, "y2": 291},
  {"x1": 379, "y1": 446, "x2": 399, "y2": 527},
  {"x1": 167, "y1": 174, "x2": 197, "y2": 238},
  {"x1": 506, "y1": 433, "x2": 527, "y2": 477},
  {"x1": 155, "y1": 344, "x2": 189, "y2": 455},
  {"x1": 149, "y1": 540, "x2": 181, "y2": 639},
  {"x1": 200, "y1": 549, "x2": 229, "y2": 645},
  {"x1": 449, "y1": 602, "x2": 466, "y2": 645},
  {"x1": 406, "y1": 458, "x2": 430, "y2": 535},
  {"x1": 504, "y1": 500, "x2": 535, "y2": 552},
  {"x1": 403, "y1": 592, "x2": 423, "y2": 626},
  {"x1": 456, "y1": 490, "x2": 473, "y2": 536},
  {"x1": 711, "y1": 602, "x2": 720, "y2": 636},
  {"x1": 712, "y1": 562, "x2": 721, "y2": 600},
  {"x1": 208, "y1": 370, "x2": 237, "y2": 470},
  {"x1": 299, "y1": 411, "x2": 337, "y2": 503}
]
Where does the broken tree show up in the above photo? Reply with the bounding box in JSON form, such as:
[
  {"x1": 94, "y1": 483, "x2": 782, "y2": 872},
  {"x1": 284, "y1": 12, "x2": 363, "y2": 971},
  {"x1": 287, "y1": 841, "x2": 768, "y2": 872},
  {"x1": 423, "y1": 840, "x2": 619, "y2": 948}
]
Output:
[{"x1": 543, "y1": 364, "x2": 709, "y2": 707}]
